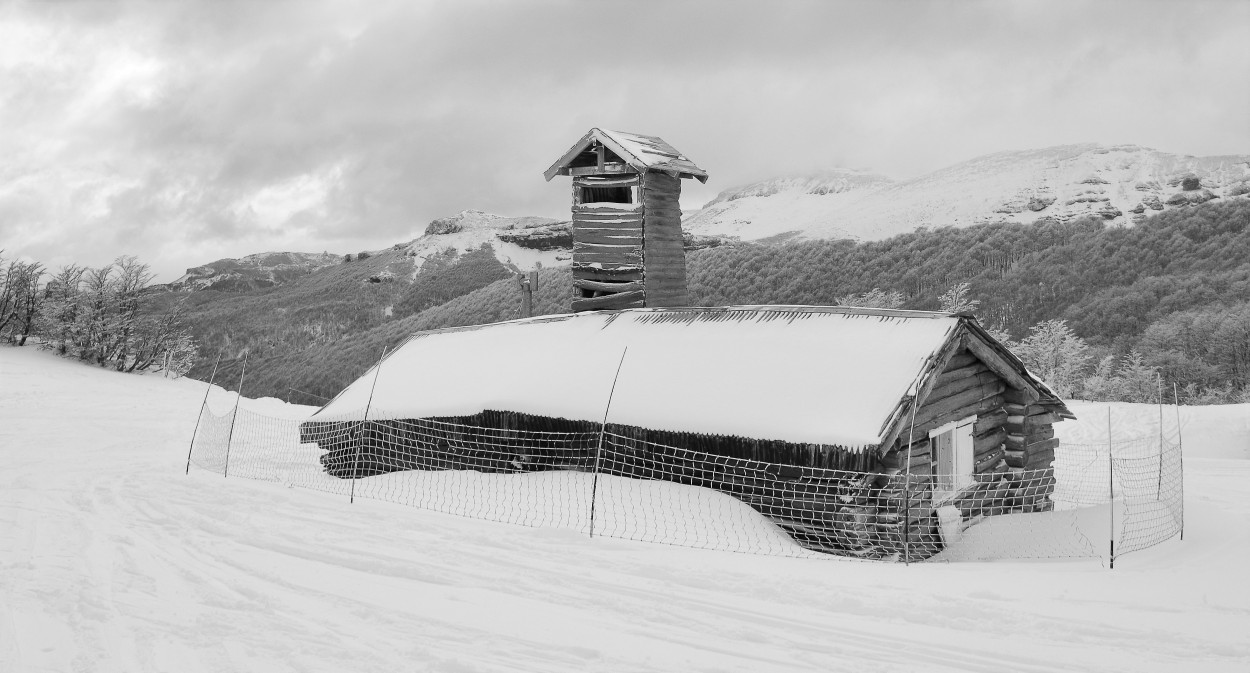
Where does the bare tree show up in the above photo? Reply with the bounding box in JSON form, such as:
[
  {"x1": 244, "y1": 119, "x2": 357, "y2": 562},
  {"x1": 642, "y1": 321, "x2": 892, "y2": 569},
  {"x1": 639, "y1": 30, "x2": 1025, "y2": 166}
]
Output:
[
  {"x1": 108, "y1": 256, "x2": 155, "y2": 370},
  {"x1": 1011, "y1": 319, "x2": 1091, "y2": 398},
  {"x1": 37, "y1": 264, "x2": 86, "y2": 355},
  {"x1": 0, "y1": 257, "x2": 46, "y2": 344},
  {"x1": 837, "y1": 288, "x2": 904, "y2": 309},
  {"x1": 938, "y1": 281, "x2": 980, "y2": 314}
]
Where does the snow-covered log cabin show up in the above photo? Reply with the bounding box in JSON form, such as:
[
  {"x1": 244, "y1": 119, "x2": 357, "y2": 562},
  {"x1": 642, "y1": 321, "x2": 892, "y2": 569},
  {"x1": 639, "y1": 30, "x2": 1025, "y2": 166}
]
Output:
[
  {"x1": 297, "y1": 129, "x2": 1073, "y2": 560},
  {"x1": 299, "y1": 305, "x2": 1072, "y2": 560}
]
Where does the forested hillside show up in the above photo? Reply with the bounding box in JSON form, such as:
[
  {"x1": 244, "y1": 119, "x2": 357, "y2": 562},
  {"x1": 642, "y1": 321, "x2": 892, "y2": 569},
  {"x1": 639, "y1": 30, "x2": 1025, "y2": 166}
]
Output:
[
  {"x1": 179, "y1": 243, "x2": 515, "y2": 394},
  {"x1": 190, "y1": 198, "x2": 1250, "y2": 406}
]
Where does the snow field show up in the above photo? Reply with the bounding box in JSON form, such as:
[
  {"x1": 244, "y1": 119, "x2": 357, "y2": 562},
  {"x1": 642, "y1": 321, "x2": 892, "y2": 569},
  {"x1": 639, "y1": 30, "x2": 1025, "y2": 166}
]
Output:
[{"x1": 2, "y1": 345, "x2": 1249, "y2": 672}]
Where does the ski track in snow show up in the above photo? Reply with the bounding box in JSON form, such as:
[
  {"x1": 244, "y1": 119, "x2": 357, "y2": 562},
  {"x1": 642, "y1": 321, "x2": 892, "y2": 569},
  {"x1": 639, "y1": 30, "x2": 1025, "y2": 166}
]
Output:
[{"x1": 2, "y1": 346, "x2": 1249, "y2": 672}]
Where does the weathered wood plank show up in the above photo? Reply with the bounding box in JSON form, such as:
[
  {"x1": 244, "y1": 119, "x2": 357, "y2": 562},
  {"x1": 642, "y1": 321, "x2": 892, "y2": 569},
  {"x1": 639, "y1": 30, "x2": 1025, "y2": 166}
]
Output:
[
  {"x1": 568, "y1": 165, "x2": 637, "y2": 177},
  {"x1": 572, "y1": 278, "x2": 644, "y2": 294},
  {"x1": 571, "y1": 173, "x2": 639, "y2": 185},
  {"x1": 961, "y1": 335, "x2": 1041, "y2": 404},
  {"x1": 571, "y1": 290, "x2": 645, "y2": 312},
  {"x1": 973, "y1": 427, "x2": 1006, "y2": 456},
  {"x1": 910, "y1": 396, "x2": 1006, "y2": 439},
  {"x1": 973, "y1": 409, "x2": 1008, "y2": 435},
  {"x1": 933, "y1": 362, "x2": 993, "y2": 388},
  {"x1": 573, "y1": 265, "x2": 643, "y2": 280},
  {"x1": 575, "y1": 230, "x2": 643, "y2": 246},
  {"x1": 641, "y1": 170, "x2": 688, "y2": 308},
  {"x1": 914, "y1": 381, "x2": 1006, "y2": 428},
  {"x1": 573, "y1": 209, "x2": 643, "y2": 220},
  {"x1": 943, "y1": 352, "x2": 979, "y2": 370},
  {"x1": 1025, "y1": 437, "x2": 1060, "y2": 454},
  {"x1": 974, "y1": 447, "x2": 1006, "y2": 474},
  {"x1": 1025, "y1": 448, "x2": 1056, "y2": 469},
  {"x1": 1023, "y1": 425, "x2": 1055, "y2": 443},
  {"x1": 574, "y1": 243, "x2": 643, "y2": 258},
  {"x1": 924, "y1": 371, "x2": 1003, "y2": 407},
  {"x1": 574, "y1": 224, "x2": 644, "y2": 237}
]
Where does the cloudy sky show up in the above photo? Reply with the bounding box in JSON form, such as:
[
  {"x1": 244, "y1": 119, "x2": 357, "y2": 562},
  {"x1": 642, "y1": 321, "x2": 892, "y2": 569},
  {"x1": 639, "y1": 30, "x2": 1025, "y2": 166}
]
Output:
[{"x1": 2, "y1": 0, "x2": 1248, "y2": 281}]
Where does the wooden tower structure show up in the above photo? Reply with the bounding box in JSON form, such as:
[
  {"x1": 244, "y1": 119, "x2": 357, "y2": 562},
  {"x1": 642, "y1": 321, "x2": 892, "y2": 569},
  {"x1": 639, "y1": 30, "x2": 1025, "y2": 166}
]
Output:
[{"x1": 545, "y1": 129, "x2": 708, "y2": 312}]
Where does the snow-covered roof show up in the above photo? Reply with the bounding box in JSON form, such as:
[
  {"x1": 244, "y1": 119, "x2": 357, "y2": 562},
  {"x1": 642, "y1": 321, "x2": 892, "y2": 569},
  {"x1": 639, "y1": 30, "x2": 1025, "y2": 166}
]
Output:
[
  {"x1": 312, "y1": 306, "x2": 1068, "y2": 451},
  {"x1": 544, "y1": 128, "x2": 709, "y2": 183}
]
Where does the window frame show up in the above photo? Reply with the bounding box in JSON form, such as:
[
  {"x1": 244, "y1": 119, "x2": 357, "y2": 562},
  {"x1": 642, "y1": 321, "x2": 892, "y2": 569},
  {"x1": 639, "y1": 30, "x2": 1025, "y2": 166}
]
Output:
[{"x1": 929, "y1": 414, "x2": 977, "y2": 502}]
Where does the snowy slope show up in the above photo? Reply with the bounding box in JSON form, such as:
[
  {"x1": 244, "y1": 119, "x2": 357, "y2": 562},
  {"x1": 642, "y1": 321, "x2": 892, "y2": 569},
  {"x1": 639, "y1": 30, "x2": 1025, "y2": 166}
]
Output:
[
  {"x1": 2, "y1": 345, "x2": 1249, "y2": 672},
  {"x1": 685, "y1": 145, "x2": 1250, "y2": 242}
]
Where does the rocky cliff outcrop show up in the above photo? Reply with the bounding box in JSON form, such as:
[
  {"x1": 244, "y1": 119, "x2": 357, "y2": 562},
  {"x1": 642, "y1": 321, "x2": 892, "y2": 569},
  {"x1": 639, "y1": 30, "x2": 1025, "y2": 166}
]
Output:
[{"x1": 169, "y1": 252, "x2": 343, "y2": 291}]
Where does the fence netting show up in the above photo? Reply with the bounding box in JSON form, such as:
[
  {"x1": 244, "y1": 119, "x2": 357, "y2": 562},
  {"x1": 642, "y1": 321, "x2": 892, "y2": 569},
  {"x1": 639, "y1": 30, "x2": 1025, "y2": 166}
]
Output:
[{"x1": 188, "y1": 404, "x2": 1183, "y2": 564}]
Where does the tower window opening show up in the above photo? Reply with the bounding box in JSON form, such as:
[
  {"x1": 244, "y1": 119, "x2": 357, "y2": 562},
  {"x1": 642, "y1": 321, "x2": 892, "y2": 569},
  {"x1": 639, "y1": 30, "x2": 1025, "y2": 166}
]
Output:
[{"x1": 581, "y1": 185, "x2": 632, "y2": 204}]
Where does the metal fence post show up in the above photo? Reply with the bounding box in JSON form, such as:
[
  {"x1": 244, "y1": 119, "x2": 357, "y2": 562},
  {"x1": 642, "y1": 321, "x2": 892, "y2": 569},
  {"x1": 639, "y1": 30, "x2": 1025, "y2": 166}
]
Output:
[
  {"x1": 350, "y1": 347, "x2": 389, "y2": 504},
  {"x1": 589, "y1": 347, "x2": 629, "y2": 539},
  {"x1": 1107, "y1": 406, "x2": 1115, "y2": 570},
  {"x1": 185, "y1": 349, "x2": 223, "y2": 475},
  {"x1": 222, "y1": 351, "x2": 249, "y2": 478},
  {"x1": 1174, "y1": 382, "x2": 1185, "y2": 541}
]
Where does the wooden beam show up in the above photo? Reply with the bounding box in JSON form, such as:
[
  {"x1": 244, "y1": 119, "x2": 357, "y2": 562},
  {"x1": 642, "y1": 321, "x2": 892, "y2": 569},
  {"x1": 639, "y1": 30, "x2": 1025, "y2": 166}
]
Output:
[
  {"x1": 572, "y1": 174, "x2": 640, "y2": 187},
  {"x1": 923, "y1": 371, "x2": 1002, "y2": 407},
  {"x1": 572, "y1": 290, "x2": 645, "y2": 312},
  {"x1": 575, "y1": 230, "x2": 643, "y2": 246},
  {"x1": 573, "y1": 265, "x2": 643, "y2": 281},
  {"x1": 567, "y1": 165, "x2": 637, "y2": 177},
  {"x1": 910, "y1": 395, "x2": 1007, "y2": 440},
  {"x1": 913, "y1": 383, "x2": 1005, "y2": 430},
  {"x1": 932, "y1": 362, "x2": 993, "y2": 388},
  {"x1": 961, "y1": 332, "x2": 1041, "y2": 404},
  {"x1": 572, "y1": 278, "x2": 644, "y2": 294},
  {"x1": 973, "y1": 409, "x2": 1009, "y2": 435}
]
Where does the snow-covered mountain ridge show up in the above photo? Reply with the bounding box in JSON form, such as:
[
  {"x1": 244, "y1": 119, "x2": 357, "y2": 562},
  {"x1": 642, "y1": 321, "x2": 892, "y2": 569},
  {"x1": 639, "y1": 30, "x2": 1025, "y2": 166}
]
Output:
[
  {"x1": 169, "y1": 251, "x2": 343, "y2": 291},
  {"x1": 400, "y1": 209, "x2": 572, "y2": 277},
  {"x1": 685, "y1": 144, "x2": 1250, "y2": 243}
]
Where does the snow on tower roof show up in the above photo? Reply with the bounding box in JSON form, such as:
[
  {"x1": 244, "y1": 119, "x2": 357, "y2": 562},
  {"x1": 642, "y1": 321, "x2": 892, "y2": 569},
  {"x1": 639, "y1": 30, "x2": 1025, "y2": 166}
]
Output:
[
  {"x1": 544, "y1": 128, "x2": 709, "y2": 183},
  {"x1": 314, "y1": 307, "x2": 1067, "y2": 451}
]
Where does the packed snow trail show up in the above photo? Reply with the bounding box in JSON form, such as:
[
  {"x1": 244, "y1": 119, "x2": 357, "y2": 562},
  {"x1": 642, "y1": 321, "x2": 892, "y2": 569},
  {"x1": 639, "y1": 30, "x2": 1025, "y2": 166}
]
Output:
[{"x1": 1, "y1": 346, "x2": 1248, "y2": 672}]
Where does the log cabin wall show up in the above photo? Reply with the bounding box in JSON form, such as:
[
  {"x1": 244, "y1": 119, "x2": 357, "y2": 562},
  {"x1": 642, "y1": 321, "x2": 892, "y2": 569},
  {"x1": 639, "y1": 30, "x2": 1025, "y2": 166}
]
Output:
[
  {"x1": 639, "y1": 172, "x2": 689, "y2": 307},
  {"x1": 570, "y1": 174, "x2": 646, "y2": 312},
  {"x1": 876, "y1": 347, "x2": 1061, "y2": 558}
]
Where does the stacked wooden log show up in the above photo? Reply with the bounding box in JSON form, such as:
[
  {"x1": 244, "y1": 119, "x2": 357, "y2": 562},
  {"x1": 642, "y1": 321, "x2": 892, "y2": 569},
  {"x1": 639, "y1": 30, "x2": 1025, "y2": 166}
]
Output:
[
  {"x1": 1002, "y1": 390, "x2": 1061, "y2": 512},
  {"x1": 638, "y1": 173, "x2": 688, "y2": 307},
  {"x1": 870, "y1": 349, "x2": 1064, "y2": 558},
  {"x1": 569, "y1": 173, "x2": 646, "y2": 312}
]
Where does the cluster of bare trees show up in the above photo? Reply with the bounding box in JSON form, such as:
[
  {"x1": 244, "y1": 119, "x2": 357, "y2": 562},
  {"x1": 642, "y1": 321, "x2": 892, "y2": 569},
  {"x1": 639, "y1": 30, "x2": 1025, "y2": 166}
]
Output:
[
  {"x1": 0, "y1": 254, "x2": 44, "y2": 346},
  {"x1": 0, "y1": 252, "x2": 198, "y2": 376}
]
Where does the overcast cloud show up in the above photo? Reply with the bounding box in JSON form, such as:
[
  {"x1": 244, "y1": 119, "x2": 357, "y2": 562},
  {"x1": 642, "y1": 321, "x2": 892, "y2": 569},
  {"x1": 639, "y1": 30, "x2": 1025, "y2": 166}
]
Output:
[{"x1": 2, "y1": 0, "x2": 1248, "y2": 281}]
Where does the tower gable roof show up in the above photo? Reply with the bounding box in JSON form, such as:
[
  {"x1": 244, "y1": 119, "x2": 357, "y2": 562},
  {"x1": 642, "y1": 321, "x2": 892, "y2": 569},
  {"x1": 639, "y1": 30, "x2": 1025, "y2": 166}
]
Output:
[{"x1": 545, "y1": 128, "x2": 709, "y2": 183}]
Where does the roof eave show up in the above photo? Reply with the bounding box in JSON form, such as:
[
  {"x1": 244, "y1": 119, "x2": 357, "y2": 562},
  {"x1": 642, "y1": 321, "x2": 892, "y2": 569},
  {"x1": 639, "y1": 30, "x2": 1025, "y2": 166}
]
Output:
[
  {"x1": 545, "y1": 128, "x2": 709, "y2": 183},
  {"x1": 544, "y1": 128, "x2": 651, "y2": 181},
  {"x1": 874, "y1": 317, "x2": 1076, "y2": 456}
]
